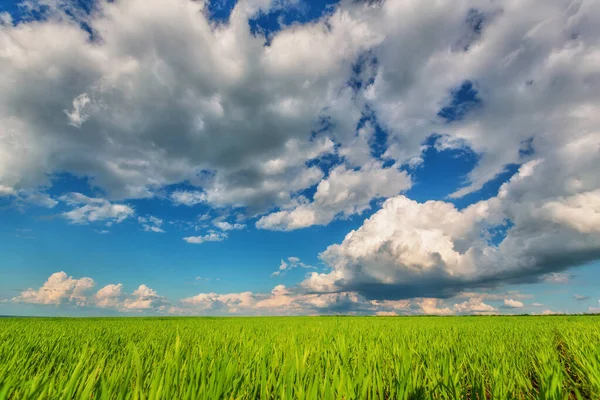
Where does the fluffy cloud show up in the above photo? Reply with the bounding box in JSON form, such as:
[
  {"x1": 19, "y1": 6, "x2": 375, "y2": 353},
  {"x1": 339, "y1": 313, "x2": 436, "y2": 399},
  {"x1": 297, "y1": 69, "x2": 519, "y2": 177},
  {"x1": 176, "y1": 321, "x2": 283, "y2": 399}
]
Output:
[
  {"x1": 94, "y1": 283, "x2": 124, "y2": 308},
  {"x1": 12, "y1": 272, "x2": 168, "y2": 312},
  {"x1": 256, "y1": 161, "x2": 411, "y2": 230},
  {"x1": 454, "y1": 298, "x2": 496, "y2": 314},
  {"x1": 123, "y1": 285, "x2": 168, "y2": 311},
  {"x1": 11, "y1": 272, "x2": 539, "y2": 315},
  {"x1": 12, "y1": 272, "x2": 95, "y2": 305},
  {"x1": 503, "y1": 299, "x2": 524, "y2": 309},
  {"x1": 2, "y1": 0, "x2": 600, "y2": 302},
  {"x1": 304, "y1": 152, "x2": 600, "y2": 299},
  {"x1": 60, "y1": 193, "x2": 134, "y2": 225},
  {"x1": 183, "y1": 231, "x2": 227, "y2": 244},
  {"x1": 0, "y1": 0, "x2": 378, "y2": 210},
  {"x1": 171, "y1": 191, "x2": 207, "y2": 206},
  {"x1": 416, "y1": 298, "x2": 453, "y2": 316}
]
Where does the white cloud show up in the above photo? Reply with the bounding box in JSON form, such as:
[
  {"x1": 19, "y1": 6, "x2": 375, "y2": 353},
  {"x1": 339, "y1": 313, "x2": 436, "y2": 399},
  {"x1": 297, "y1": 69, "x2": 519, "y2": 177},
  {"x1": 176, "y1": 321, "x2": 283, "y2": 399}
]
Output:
[
  {"x1": 213, "y1": 221, "x2": 245, "y2": 231},
  {"x1": 12, "y1": 272, "x2": 168, "y2": 312},
  {"x1": 183, "y1": 231, "x2": 227, "y2": 244},
  {"x1": 171, "y1": 190, "x2": 207, "y2": 206},
  {"x1": 454, "y1": 298, "x2": 497, "y2": 314},
  {"x1": 304, "y1": 153, "x2": 600, "y2": 299},
  {"x1": 1, "y1": 0, "x2": 600, "y2": 302},
  {"x1": 539, "y1": 310, "x2": 562, "y2": 315},
  {"x1": 416, "y1": 298, "x2": 453, "y2": 316},
  {"x1": 0, "y1": 0, "x2": 377, "y2": 208},
  {"x1": 94, "y1": 283, "x2": 124, "y2": 308},
  {"x1": 123, "y1": 284, "x2": 168, "y2": 311},
  {"x1": 271, "y1": 256, "x2": 314, "y2": 277},
  {"x1": 0, "y1": 185, "x2": 16, "y2": 196},
  {"x1": 257, "y1": 161, "x2": 411, "y2": 230},
  {"x1": 138, "y1": 215, "x2": 165, "y2": 233},
  {"x1": 60, "y1": 193, "x2": 134, "y2": 225},
  {"x1": 503, "y1": 299, "x2": 524, "y2": 309},
  {"x1": 13, "y1": 272, "x2": 95, "y2": 305}
]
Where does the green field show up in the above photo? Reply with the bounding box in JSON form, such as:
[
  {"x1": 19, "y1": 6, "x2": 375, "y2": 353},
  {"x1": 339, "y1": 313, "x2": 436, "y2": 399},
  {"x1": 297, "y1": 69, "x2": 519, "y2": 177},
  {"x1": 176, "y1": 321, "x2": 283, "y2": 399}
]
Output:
[{"x1": 1, "y1": 316, "x2": 600, "y2": 399}]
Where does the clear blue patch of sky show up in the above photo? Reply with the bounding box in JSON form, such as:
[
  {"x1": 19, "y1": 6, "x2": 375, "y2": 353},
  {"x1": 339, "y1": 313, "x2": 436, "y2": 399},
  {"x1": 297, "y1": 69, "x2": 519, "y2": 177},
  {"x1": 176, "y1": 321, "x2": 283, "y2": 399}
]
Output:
[
  {"x1": 437, "y1": 80, "x2": 481, "y2": 122},
  {"x1": 248, "y1": 0, "x2": 339, "y2": 39}
]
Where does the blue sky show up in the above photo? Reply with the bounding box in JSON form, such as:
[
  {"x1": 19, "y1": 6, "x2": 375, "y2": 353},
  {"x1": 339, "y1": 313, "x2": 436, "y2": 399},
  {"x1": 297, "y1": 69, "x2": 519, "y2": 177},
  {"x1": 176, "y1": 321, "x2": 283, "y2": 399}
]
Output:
[{"x1": 1, "y1": 0, "x2": 600, "y2": 316}]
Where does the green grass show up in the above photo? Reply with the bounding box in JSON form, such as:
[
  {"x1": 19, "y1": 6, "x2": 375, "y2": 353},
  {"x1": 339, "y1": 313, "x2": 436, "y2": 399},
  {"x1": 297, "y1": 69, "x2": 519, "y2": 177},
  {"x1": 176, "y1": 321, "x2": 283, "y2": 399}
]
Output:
[{"x1": 1, "y1": 316, "x2": 599, "y2": 399}]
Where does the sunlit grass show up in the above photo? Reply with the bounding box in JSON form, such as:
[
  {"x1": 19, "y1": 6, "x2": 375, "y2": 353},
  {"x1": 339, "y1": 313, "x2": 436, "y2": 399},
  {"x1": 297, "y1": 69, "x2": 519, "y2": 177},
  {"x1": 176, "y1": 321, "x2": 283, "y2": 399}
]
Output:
[{"x1": 1, "y1": 316, "x2": 599, "y2": 399}]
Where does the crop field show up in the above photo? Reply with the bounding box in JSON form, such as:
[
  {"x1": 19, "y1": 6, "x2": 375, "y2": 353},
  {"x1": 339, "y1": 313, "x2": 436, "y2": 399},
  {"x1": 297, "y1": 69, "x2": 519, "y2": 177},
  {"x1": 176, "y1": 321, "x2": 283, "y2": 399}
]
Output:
[{"x1": 1, "y1": 316, "x2": 600, "y2": 399}]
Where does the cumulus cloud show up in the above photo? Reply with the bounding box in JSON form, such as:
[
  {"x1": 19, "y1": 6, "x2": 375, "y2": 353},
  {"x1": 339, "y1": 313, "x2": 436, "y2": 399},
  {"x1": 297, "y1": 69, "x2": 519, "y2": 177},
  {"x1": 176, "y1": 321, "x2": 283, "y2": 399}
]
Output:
[
  {"x1": 13, "y1": 272, "x2": 168, "y2": 312},
  {"x1": 503, "y1": 299, "x2": 524, "y2": 309},
  {"x1": 60, "y1": 193, "x2": 134, "y2": 225},
  {"x1": 94, "y1": 283, "x2": 124, "y2": 308},
  {"x1": 2, "y1": 0, "x2": 600, "y2": 303},
  {"x1": 454, "y1": 298, "x2": 496, "y2": 314},
  {"x1": 304, "y1": 154, "x2": 600, "y2": 300},
  {"x1": 123, "y1": 284, "x2": 169, "y2": 311},
  {"x1": 12, "y1": 272, "x2": 95, "y2": 305},
  {"x1": 0, "y1": 0, "x2": 378, "y2": 208},
  {"x1": 257, "y1": 161, "x2": 411, "y2": 230},
  {"x1": 183, "y1": 231, "x2": 227, "y2": 244}
]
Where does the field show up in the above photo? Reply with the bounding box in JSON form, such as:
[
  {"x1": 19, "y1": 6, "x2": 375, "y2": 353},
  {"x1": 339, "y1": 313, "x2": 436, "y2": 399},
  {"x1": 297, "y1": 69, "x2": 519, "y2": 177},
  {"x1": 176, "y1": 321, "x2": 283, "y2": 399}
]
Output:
[{"x1": 1, "y1": 316, "x2": 600, "y2": 399}]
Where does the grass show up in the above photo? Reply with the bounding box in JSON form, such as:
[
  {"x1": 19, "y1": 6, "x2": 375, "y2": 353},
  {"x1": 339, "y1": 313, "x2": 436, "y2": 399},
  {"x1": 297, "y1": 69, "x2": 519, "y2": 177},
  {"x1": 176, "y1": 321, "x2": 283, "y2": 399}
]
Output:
[{"x1": 1, "y1": 316, "x2": 599, "y2": 399}]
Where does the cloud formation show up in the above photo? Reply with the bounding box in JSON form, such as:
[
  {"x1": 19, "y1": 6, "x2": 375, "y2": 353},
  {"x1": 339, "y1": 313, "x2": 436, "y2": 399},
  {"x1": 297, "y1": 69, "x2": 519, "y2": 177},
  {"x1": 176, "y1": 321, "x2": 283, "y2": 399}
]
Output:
[
  {"x1": 13, "y1": 272, "x2": 168, "y2": 312},
  {"x1": 183, "y1": 231, "x2": 227, "y2": 244},
  {"x1": 2, "y1": 0, "x2": 600, "y2": 306}
]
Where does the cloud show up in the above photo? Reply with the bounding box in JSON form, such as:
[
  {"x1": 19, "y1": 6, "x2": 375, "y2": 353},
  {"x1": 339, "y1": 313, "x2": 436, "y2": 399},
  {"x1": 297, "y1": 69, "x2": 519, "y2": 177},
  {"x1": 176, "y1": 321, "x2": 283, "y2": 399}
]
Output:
[
  {"x1": 94, "y1": 283, "x2": 124, "y2": 308},
  {"x1": 304, "y1": 155, "x2": 600, "y2": 300},
  {"x1": 1, "y1": 0, "x2": 600, "y2": 303},
  {"x1": 532, "y1": 302, "x2": 544, "y2": 307},
  {"x1": 257, "y1": 161, "x2": 411, "y2": 230},
  {"x1": 416, "y1": 298, "x2": 453, "y2": 316},
  {"x1": 539, "y1": 310, "x2": 562, "y2": 316},
  {"x1": 183, "y1": 231, "x2": 227, "y2": 244},
  {"x1": 123, "y1": 285, "x2": 168, "y2": 311},
  {"x1": 12, "y1": 271, "x2": 95, "y2": 305},
  {"x1": 456, "y1": 291, "x2": 533, "y2": 301},
  {"x1": 171, "y1": 190, "x2": 207, "y2": 206},
  {"x1": 138, "y1": 215, "x2": 165, "y2": 233},
  {"x1": 573, "y1": 294, "x2": 590, "y2": 301},
  {"x1": 271, "y1": 256, "x2": 314, "y2": 277},
  {"x1": 0, "y1": 0, "x2": 379, "y2": 209},
  {"x1": 60, "y1": 193, "x2": 134, "y2": 225},
  {"x1": 213, "y1": 221, "x2": 245, "y2": 231},
  {"x1": 13, "y1": 272, "x2": 168, "y2": 312},
  {"x1": 0, "y1": 185, "x2": 16, "y2": 196},
  {"x1": 503, "y1": 299, "x2": 524, "y2": 309},
  {"x1": 542, "y1": 273, "x2": 572, "y2": 284},
  {"x1": 453, "y1": 297, "x2": 496, "y2": 314}
]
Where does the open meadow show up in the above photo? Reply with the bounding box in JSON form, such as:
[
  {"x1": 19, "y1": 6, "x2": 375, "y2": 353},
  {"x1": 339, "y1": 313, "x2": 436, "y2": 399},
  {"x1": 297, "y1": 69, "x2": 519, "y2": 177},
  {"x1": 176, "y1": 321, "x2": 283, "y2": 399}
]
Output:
[{"x1": 1, "y1": 316, "x2": 600, "y2": 399}]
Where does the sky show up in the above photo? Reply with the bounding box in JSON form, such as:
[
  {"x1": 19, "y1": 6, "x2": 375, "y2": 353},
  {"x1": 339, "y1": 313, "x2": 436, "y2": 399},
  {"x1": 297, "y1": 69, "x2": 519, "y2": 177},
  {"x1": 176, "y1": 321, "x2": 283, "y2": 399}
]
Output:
[{"x1": 1, "y1": 0, "x2": 600, "y2": 316}]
